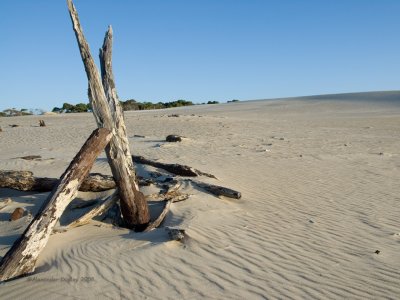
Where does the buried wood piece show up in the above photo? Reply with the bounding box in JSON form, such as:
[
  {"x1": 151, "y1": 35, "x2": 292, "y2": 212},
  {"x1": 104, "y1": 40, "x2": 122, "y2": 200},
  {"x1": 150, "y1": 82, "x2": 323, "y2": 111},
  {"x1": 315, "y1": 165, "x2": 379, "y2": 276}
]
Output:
[
  {"x1": 70, "y1": 199, "x2": 99, "y2": 210},
  {"x1": 67, "y1": 0, "x2": 149, "y2": 229},
  {"x1": 0, "y1": 171, "x2": 116, "y2": 192},
  {"x1": 190, "y1": 180, "x2": 242, "y2": 199},
  {"x1": 9, "y1": 208, "x2": 25, "y2": 221},
  {"x1": 0, "y1": 128, "x2": 112, "y2": 282},
  {"x1": 16, "y1": 155, "x2": 42, "y2": 161},
  {"x1": 143, "y1": 182, "x2": 180, "y2": 232},
  {"x1": 0, "y1": 198, "x2": 12, "y2": 210},
  {"x1": 0, "y1": 171, "x2": 54, "y2": 192},
  {"x1": 144, "y1": 200, "x2": 172, "y2": 232},
  {"x1": 80, "y1": 173, "x2": 115, "y2": 191},
  {"x1": 67, "y1": 191, "x2": 119, "y2": 228},
  {"x1": 132, "y1": 155, "x2": 217, "y2": 179},
  {"x1": 166, "y1": 135, "x2": 183, "y2": 142},
  {"x1": 144, "y1": 182, "x2": 190, "y2": 232},
  {"x1": 166, "y1": 227, "x2": 186, "y2": 241}
]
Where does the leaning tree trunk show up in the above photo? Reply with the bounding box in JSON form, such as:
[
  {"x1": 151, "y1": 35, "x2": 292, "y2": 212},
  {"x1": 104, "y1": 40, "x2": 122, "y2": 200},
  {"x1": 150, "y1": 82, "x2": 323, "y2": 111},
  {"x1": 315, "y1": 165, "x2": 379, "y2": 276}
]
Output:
[
  {"x1": 67, "y1": 0, "x2": 150, "y2": 229},
  {"x1": 0, "y1": 128, "x2": 112, "y2": 282}
]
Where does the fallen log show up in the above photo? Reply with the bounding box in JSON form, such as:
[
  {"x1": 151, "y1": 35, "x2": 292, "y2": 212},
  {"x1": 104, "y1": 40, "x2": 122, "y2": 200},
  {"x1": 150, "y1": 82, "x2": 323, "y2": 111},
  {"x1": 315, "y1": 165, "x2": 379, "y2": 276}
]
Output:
[
  {"x1": 0, "y1": 128, "x2": 112, "y2": 282},
  {"x1": 190, "y1": 180, "x2": 242, "y2": 199},
  {"x1": 0, "y1": 171, "x2": 115, "y2": 192},
  {"x1": 67, "y1": 0, "x2": 150, "y2": 229},
  {"x1": 132, "y1": 155, "x2": 217, "y2": 179}
]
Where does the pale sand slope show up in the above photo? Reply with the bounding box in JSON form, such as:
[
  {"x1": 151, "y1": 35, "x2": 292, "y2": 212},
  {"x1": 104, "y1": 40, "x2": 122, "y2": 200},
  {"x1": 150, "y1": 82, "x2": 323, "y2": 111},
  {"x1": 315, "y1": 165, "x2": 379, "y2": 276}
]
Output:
[{"x1": 0, "y1": 91, "x2": 399, "y2": 299}]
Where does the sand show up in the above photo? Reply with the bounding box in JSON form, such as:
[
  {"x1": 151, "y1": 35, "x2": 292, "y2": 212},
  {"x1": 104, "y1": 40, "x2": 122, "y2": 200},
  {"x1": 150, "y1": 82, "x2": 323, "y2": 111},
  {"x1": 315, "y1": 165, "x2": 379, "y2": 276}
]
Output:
[{"x1": 0, "y1": 91, "x2": 399, "y2": 299}]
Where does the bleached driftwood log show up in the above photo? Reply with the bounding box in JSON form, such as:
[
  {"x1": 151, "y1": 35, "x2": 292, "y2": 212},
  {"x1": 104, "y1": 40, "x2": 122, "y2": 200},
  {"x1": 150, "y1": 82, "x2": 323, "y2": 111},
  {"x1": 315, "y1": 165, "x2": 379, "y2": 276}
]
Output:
[
  {"x1": 0, "y1": 171, "x2": 115, "y2": 192},
  {"x1": 0, "y1": 128, "x2": 112, "y2": 282},
  {"x1": 67, "y1": 0, "x2": 150, "y2": 229},
  {"x1": 99, "y1": 26, "x2": 136, "y2": 181}
]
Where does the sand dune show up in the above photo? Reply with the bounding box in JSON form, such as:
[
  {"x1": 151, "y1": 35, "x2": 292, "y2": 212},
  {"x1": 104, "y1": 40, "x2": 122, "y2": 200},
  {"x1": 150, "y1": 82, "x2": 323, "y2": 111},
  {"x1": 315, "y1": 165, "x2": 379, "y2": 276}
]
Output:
[{"x1": 1, "y1": 91, "x2": 399, "y2": 299}]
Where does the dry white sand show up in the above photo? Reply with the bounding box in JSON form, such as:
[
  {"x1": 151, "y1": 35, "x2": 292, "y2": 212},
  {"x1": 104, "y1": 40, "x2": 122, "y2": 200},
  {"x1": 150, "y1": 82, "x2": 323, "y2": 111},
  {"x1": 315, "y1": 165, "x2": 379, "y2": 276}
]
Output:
[{"x1": 0, "y1": 91, "x2": 399, "y2": 299}]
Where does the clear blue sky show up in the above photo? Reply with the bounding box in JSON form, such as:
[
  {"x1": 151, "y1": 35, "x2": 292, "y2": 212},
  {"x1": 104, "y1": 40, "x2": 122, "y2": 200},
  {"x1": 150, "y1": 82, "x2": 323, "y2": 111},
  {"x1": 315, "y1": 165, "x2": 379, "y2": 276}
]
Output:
[{"x1": 1, "y1": 0, "x2": 399, "y2": 111}]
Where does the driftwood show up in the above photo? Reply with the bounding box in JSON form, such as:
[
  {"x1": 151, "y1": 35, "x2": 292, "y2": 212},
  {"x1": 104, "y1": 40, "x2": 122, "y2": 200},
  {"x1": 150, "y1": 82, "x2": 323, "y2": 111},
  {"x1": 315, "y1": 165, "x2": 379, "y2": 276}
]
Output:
[
  {"x1": 0, "y1": 169, "x2": 240, "y2": 199},
  {"x1": 70, "y1": 199, "x2": 99, "y2": 209},
  {"x1": 68, "y1": 191, "x2": 119, "y2": 228},
  {"x1": 144, "y1": 200, "x2": 172, "y2": 232},
  {"x1": 166, "y1": 135, "x2": 183, "y2": 142},
  {"x1": 0, "y1": 128, "x2": 112, "y2": 282},
  {"x1": 0, "y1": 171, "x2": 115, "y2": 192},
  {"x1": 9, "y1": 208, "x2": 26, "y2": 221},
  {"x1": 166, "y1": 228, "x2": 186, "y2": 241},
  {"x1": 190, "y1": 180, "x2": 241, "y2": 199},
  {"x1": 67, "y1": 0, "x2": 149, "y2": 229},
  {"x1": 132, "y1": 155, "x2": 217, "y2": 179},
  {"x1": 0, "y1": 198, "x2": 12, "y2": 210},
  {"x1": 0, "y1": 170, "x2": 239, "y2": 199},
  {"x1": 16, "y1": 155, "x2": 42, "y2": 161},
  {"x1": 39, "y1": 120, "x2": 46, "y2": 127},
  {"x1": 144, "y1": 180, "x2": 194, "y2": 232}
]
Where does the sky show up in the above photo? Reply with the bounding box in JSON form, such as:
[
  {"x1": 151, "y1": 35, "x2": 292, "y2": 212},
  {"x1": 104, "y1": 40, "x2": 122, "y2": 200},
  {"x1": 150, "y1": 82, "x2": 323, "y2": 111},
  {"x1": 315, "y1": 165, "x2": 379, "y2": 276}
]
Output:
[{"x1": 1, "y1": 0, "x2": 399, "y2": 111}]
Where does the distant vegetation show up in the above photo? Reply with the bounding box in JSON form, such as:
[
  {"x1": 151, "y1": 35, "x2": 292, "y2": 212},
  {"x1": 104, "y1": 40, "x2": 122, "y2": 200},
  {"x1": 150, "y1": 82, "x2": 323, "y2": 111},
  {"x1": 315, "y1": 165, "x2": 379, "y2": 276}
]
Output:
[
  {"x1": 0, "y1": 108, "x2": 45, "y2": 117},
  {"x1": 119, "y1": 99, "x2": 194, "y2": 111},
  {"x1": 52, "y1": 102, "x2": 92, "y2": 113},
  {"x1": 1, "y1": 98, "x2": 238, "y2": 117},
  {"x1": 51, "y1": 99, "x2": 194, "y2": 113}
]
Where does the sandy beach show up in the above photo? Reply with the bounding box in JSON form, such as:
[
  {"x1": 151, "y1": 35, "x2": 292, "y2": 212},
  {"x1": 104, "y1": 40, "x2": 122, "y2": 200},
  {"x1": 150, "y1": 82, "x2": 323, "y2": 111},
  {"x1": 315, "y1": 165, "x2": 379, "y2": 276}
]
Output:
[{"x1": 0, "y1": 91, "x2": 399, "y2": 299}]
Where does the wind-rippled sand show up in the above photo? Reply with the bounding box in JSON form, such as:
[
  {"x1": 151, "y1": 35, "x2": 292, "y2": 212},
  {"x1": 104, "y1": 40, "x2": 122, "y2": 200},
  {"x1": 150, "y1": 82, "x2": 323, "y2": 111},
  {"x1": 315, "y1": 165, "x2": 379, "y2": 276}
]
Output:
[{"x1": 1, "y1": 92, "x2": 399, "y2": 299}]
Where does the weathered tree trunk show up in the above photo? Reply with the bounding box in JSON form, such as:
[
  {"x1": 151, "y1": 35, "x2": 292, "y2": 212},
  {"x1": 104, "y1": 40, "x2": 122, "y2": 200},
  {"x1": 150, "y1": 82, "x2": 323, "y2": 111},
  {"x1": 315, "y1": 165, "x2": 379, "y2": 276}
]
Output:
[
  {"x1": 0, "y1": 128, "x2": 112, "y2": 282},
  {"x1": 67, "y1": 0, "x2": 149, "y2": 229},
  {"x1": 99, "y1": 26, "x2": 136, "y2": 181},
  {"x1": 0, "y1": 171, "x2": 116, "y2": 192}
]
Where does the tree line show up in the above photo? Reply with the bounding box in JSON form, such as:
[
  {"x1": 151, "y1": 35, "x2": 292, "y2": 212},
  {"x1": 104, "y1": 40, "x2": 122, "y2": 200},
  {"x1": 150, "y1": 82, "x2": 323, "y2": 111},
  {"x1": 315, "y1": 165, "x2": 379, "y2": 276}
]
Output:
[
  {"x1": 51, "y1": 99, "x2": 231, "y2": 113},
  {"x1": 0, "y1": 99, "x2": 238, "y2": 117}
]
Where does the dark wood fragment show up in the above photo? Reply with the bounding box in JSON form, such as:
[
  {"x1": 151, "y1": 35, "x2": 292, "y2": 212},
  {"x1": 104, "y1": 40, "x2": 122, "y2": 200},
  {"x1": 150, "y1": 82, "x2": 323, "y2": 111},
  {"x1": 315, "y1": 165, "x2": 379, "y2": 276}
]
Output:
[
  {"x1": 191, "y1": 180, "x2": 241, "y2": 199},
  {"x1": 132, "y1": 155, "x2": 216, "y2": 179},
  {"x1": 166, "y1": 135, "x2": 182, "y2": 142}
]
